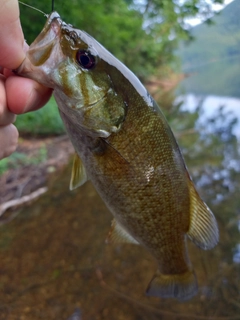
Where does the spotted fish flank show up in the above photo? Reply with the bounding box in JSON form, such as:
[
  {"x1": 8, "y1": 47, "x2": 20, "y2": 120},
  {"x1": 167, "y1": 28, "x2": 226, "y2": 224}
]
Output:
[{"x1": 16, "y1": 12, "x2": 219, "y2": 300}]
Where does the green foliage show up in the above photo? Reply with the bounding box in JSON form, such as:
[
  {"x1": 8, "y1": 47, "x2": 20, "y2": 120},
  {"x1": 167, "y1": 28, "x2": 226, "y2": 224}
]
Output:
[
  {"x1": 178, "y1": 0, "x2": 240, "y2": 97},
  {"x1": 0, "y1": 146, "x2": 47, "y2": 175},
  {"x1": 15, "y1": 98, "x2": 65, "y2": 136}
]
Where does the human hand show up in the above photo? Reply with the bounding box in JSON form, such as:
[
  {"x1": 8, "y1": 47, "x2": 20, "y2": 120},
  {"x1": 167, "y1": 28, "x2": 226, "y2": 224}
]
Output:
[{"x1": 0, "y1": 0, "x2": 52, "y2": 160}]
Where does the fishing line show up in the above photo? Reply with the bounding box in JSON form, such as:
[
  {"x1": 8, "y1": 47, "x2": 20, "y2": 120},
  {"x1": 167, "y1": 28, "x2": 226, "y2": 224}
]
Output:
[
  {"x1": 52, "y1": 0, "x2": 55, "y2": 12},
  {"x1": 18, "y1": 1, "x2": 47, "y2": 16}
]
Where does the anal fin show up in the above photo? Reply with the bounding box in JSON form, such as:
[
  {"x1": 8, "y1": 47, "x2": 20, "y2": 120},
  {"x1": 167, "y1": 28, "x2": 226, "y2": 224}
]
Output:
[
  {"x1": 70, "y1": 153, "x2": 88, "y2": 190},
  {"x1": 187, "y1": 179, "x2": 219, "y2": 250},
  {"x1": 106, "y1": 219, "x2": 139, "y2": 245}
]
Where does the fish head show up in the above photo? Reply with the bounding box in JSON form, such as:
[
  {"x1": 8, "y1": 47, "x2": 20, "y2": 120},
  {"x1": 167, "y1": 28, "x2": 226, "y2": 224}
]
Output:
[{"x1": 16, "y1": 12, "x2": 127, "y2": 137}]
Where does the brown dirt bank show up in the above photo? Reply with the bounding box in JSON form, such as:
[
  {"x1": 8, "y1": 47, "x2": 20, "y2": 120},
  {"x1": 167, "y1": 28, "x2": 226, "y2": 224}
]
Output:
[{"x1": 0, "y1": 135, "x2": 74, "y2": 223}]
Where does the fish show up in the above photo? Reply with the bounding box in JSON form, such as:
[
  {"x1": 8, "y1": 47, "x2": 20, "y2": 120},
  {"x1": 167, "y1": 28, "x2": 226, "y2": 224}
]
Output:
[{"x1": 16, "y1": 12, "x2": 219, "y2": 300}]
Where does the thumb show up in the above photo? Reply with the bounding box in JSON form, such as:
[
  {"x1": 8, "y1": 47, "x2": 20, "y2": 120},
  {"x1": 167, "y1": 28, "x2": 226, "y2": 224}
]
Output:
[{"x1": 0, "y1": 0, "x2": 25, "y2": 69}]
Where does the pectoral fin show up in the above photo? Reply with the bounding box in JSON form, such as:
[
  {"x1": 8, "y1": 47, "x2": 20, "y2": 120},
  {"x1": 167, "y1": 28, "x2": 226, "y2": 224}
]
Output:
[
  {"x1": 106, "y1": 219, "x2": 139, "y2": 245},
  {"x1": 70, "y1": 153, "x2": 88, "y2": 190},
  {"x1": 187, "y1": 179, "x2": 219, "y2": 250}
]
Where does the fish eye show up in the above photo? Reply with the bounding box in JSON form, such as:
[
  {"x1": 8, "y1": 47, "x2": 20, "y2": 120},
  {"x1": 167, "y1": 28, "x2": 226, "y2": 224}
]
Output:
[{"x1": 76, "y1": 50, "x2": 95, "y2": 69}]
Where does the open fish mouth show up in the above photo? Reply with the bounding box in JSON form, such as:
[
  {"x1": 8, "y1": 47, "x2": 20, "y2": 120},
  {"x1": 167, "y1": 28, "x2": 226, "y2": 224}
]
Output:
[
  {"x1": 15, "y1": 12, "x2": 66, "y2": 87},
  {"x1": 25, "y1": 12, "x2": 62, "y2": 67},
  {"x1": 30, "y1": 12, "x2": 62, "y2": 48}
]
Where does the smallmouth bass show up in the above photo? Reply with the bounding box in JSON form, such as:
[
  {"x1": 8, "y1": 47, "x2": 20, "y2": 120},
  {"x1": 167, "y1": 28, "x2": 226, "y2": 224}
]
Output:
[{"x1": 16, "y1": 12, "x2": 218, "y2": 300}]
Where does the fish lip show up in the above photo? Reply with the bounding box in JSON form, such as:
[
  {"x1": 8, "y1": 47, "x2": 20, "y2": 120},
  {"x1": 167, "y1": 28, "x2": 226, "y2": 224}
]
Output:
[
  {"x1": 14, "y1": 12, "x2": 64, "y2": 83},
  {"x1": 47, "y1": 12, "x2": 62, "y2": 41},
  {"x1": 15, "y1": 12, "x2": 62, "y2": 74},
  {"x1": 28, "y1": 12, "x2": 62, "y2": 53}
]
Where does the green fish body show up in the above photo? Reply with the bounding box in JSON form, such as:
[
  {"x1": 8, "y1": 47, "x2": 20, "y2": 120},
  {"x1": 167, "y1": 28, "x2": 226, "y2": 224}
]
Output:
[{"x1": 16, "y1": 12, "x2": 218, "y2": 300}]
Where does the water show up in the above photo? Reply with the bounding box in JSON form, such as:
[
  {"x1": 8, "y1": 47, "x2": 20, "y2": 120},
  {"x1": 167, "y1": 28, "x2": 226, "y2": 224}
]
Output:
[
  {"x1": 179, "y1": 94, "x2": 240, "y2": 138},
  {"x1": 0, "y1": 164, "x2": 239, "y2": 319}
]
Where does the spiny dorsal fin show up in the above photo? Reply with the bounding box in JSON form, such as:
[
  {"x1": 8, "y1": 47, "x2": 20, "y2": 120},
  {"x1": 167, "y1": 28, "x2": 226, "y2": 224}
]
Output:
[
  {"x1": 106, "y1": 219, "x2": 139, "y2": 245},
  {"x1": 187, "y1": 179, "x2": 219, "y2": 250},
  {"x1": 69, "y1": 153, "x2": 88, "y2": 190}
]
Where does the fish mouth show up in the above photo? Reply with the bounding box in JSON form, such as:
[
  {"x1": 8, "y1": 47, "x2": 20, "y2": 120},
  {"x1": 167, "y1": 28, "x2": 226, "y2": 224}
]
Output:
[
  {"x1": 15, "y1": 12, "x2": 65, "y2": 86},
  {"x1": 25, "y1": 12, "x2": 62, "y2": 67}
]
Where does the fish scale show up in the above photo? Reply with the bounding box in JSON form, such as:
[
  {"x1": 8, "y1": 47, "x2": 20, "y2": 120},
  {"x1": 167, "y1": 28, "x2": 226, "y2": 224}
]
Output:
[{"x1": 16, "y1": 11, "x2": 219, "y2": 301}]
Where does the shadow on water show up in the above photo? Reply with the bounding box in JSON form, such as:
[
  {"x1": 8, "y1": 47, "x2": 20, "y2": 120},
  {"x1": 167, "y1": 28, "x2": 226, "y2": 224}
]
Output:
[{"x1": 0, "y1": 162, "x2": 239, "y2": 320}]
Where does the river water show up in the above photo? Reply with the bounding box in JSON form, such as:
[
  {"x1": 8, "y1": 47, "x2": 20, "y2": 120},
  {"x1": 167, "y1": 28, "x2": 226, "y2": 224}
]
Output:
[
  {"x1": 0, "y1": 162, "x2": 239, "y2": 320},
  {"x1": 179, "y1": 94, "x2": 240, "y2": 138}
]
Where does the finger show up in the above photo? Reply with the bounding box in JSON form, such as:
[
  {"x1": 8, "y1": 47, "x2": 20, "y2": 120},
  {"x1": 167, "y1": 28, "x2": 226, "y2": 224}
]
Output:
[
  {"x1": 6, "y1": 76, "x2": 52, "y2": 114},
  {"x1": 0, "y1": 124, "x2": 19, "y2": 160},
  {"x1": 2, "y1": 43, "x2": 29, "y2": 78},
  {"x1": 0, "y1": 0, "x2": 25, "y2": 69},
  {"x1": 0, "y1": 75, "x2": 16, "y2": 125}
]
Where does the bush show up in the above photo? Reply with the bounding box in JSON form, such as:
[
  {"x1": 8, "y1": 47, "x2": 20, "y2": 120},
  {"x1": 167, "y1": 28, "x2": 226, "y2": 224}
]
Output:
[{"x1": 15, "y1": 98, "x2": 65, "y2": 136}]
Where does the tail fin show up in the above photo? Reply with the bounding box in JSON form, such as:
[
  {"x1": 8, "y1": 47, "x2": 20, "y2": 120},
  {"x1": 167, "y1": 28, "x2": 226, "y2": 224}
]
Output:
[{"x1": 146, "y1": 269, "x2": 198, "y2": 301}]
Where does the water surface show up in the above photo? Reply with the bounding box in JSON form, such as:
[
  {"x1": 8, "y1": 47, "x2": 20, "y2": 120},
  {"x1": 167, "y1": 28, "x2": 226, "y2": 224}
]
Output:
[{"x1": 0, "y1": 164, "x2": 239, "y2": 319}]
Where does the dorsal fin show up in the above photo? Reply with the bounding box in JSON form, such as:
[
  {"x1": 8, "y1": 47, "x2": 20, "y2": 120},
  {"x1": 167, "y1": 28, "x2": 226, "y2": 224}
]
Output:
[
  {"x1": 187, "y1": 179, "x2": 219, "y2": 250},
  {"x1": 69, "y1": 153, "x2": 88, "y2": 190},
  {"x1": 106, "y1": 219, "x2": 139, "y2": 245}
]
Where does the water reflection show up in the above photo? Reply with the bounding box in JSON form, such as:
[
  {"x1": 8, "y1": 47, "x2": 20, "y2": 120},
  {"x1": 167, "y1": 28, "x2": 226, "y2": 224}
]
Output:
[
  {"x1": 0, "y1": 163, "x2": 239, "y2": 319},
  {"x1": 233, "y1": 244, "x2": 240, "y2": 264},
  {"x1": 67, "y1": 308, "x2": 82, "y2": 320}
]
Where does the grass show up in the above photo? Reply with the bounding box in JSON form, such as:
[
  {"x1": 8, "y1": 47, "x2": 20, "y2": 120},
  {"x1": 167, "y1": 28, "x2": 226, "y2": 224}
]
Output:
[{"x1": 15, "y1": 97, "x2": 65, "y2": 136}]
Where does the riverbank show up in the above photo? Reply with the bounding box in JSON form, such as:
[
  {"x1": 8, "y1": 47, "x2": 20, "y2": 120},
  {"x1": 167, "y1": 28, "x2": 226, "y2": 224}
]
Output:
[{"x1": 0, "y1": 135, "x2": 74, "y2": 223}]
